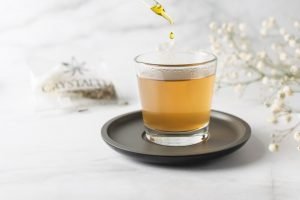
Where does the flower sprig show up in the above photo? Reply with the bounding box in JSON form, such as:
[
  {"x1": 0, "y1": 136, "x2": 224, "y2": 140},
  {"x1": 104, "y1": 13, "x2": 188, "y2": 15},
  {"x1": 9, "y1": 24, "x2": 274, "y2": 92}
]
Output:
[{"x1": 209, "y1": 17, "x2": 300, "y2": 152}]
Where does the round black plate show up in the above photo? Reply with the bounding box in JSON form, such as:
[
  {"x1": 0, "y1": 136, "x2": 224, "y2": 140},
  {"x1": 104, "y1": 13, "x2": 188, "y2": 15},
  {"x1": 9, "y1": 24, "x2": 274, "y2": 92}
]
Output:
[{"x1": 101, "y1": 110, "x2": 251, "y2": 165}]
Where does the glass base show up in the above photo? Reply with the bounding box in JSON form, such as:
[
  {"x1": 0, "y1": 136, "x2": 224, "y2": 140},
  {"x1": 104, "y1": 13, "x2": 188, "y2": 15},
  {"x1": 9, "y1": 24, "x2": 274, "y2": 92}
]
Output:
[{"x1": 144, "y1": 124, "x2": 209, "y2": 146}]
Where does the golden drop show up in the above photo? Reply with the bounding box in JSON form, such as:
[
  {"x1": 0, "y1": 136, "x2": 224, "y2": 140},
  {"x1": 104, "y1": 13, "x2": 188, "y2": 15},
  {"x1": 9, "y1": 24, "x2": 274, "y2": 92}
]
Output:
[{"x1": 169, "y1": 32, "x2": 175, "y2": 39}]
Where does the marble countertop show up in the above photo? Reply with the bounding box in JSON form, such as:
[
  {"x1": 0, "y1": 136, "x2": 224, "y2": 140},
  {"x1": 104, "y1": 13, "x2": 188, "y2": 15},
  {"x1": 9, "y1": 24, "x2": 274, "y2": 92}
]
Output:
[{"x1": 0, "y1": 0, "x2": 299, "y2": 199}]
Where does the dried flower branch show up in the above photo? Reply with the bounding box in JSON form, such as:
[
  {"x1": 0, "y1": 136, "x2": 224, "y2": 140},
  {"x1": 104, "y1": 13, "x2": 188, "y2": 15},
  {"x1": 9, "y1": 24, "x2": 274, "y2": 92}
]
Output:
[{"x1": 209, "y1": 17, "x2": 300, "y2": 152}]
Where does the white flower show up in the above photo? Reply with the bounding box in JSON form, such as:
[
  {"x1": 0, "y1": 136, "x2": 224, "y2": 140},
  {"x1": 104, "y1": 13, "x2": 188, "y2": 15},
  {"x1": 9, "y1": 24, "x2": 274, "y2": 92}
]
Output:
[
  {"x1": 256, "y1": 61, "x2": 264, "y2": 70},
  {"x1": 294, "y1": 131, "x2": 300, "y2": 142},
  {"x1": 257, "y1": 51, "x2": 267, "y2": 59},
  {"x1": 209, "y1": 22, "x2": 217, "y2": 30},
  {"x1": 226, "y1": 24, "x2": 234, "y2": 33},
  {"x1": 284, "y1": 34, "x2": 291, "y2": 41},
  {"x1": 271, "y1": 103, "x2": 282, "y2": 113},
  {"x1": 268, "y1": 115, "x2": 278, "y2": 124},
  {"x1": 295, "y1": 49, "x2": 300, "y2": 58},
  {"x1": 217, "y1": 28, "x2": 223, "y2": 35},
  {"x1": 260, "y1": 28, "x2": 267, "y2": 36},
  {"x1": 289, "y1": 39, "x2": 296, "y2": 47},
  {"x1": 268, "y1": 17, "x2": 276, "y2": 26},
  {"x1": 269, "y1": 143, "x2": 279, "y2": 152},
  {"x1": 279, "y1": 52, "x2": 287, "y2": 61},
  {"x1": 241, "y1": 44, "x2": 248, "y2": 51},
  {"x1": 228, "y1": 42, "x2": 234, "y2": 48},
  {"x1": 279, "y1": 28, "x2": 286, "y2": 35},
  {"x1": 282, "y1": 86, "x2": 293, "y2": 96},
  {"x1": 262, "y1": 77, "x2": 269, "y2": 85},
  {"x1": 239, "y1": 52, "x2": 247, "y2": 60},
  {"x1": 271, "y1": 69, "x2": 277, "y2": 75},
  {"x1": 262, "y1": 18, "x2": 275, "y2": 29},
  {"x1": 221, "y1": 23, "x2": 227, "y2": 29},
  {"x1": 272, "y1": 98, "x2": 284, "y2": 107},
  {"x1": 262, "y1": 20, "x2": 268, "y2": 28},
  {"x1": 246, "y1": 71, "x2": 253, "y2": 77},
  {"x1": 239, "y1": 23, "x2": 246, "y2": 32},
  {"x1": 290, "y1": 65, "x2": 298, "y2": 74},
  {"x1": 244, "y1": 53, "x2": 252, "y2": 61},
  {"x1": 294, "y1": 21, "x2": 300, "y2": 28}
]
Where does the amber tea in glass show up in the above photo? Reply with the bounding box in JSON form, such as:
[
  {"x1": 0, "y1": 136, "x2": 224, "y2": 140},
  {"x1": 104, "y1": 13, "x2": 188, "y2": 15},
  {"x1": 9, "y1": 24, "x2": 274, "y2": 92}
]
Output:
[{"x1": 135, "y1": 51, "x2": 217, "y2": 146}]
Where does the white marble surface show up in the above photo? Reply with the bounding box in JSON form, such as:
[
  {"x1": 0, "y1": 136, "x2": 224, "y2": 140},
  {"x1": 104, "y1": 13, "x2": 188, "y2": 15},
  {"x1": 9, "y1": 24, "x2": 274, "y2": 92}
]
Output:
[{"x1": 0, "y1": 0, "x2": 300, "y2": 199}]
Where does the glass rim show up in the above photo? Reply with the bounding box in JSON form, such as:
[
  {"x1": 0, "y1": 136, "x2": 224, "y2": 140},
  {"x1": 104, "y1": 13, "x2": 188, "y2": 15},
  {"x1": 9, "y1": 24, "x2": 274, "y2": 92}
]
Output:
[{"x1": 134, "y1": 51, "x2": 217, "y2": 67}]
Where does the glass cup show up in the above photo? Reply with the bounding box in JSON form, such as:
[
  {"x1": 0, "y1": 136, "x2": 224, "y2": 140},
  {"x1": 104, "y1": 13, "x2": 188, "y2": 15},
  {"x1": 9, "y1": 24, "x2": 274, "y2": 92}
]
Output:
[{"x1": 135, "y1": 51, "x2": 217, "y2": 146}]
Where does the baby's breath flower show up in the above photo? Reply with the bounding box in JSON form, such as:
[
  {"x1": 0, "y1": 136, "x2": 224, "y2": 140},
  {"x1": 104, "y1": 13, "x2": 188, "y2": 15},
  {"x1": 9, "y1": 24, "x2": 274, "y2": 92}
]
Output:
[
  {"x1": 268, "y1": 115, "x2": 278, "y2": 124},
  {"x1": 260, "y1": 28, "x2": 267, "y2": 36},
  {"x1": 269, "y1": 143, "x2": 279, "y2": 152},
  {"x1": 256, "y1": 61, "x2": 264, "y2": 70},
  {"x1": 271, "y1": 69, "x2": 277, "y2": 75},
  {"x1": 279, "y1": 52, "x2": 287, "y2": 61},
  {"x1": 268, "y1": 17, "x2": 276, "y2": 26},
  {"x1": 217, "y1": 28, "x2": 223, "y2": 35},
  {"x1": 279, "y1": 28, "x2": 286, "y2": 35},
  {"x1": 209, "y1": 22, "x2": 217, "y2": 30},
  {"x1": 289, "y1": 39, "x2": 296, "y2": 47},
  {"x1": 241, "y1": 44, "x2": 248, "y2": 51},
  {"x1": 246, "y1": 71, "x2": 253, "y2": 77},
  {"x1": 226, "y1": 24, "x2": 234, "y2": 33},
  {"x1": 209, "y1": 18, "x2": 300, "y2": 152},
  {"x1": 262, "y1": 77, "x2": 269, "y2": 85},
  {"x1": 294, "y1": 131, "x2": 300, "y2": 142},
  {"x1": 238, "y1": 23, "x2": 246, "y2": 32},
  {"x1": 271, "y1": 104, "x2": 281, "y2": 113},
  {"x1": 273, "y1": 98, "x2": 283, "y2": 105},
  {"x1": 295, "y1": 49, "x2": 300, "y2": 57},
  {"x1": 290, "y1": 65, "x2": 298, "y2": 74},
  {"x1": 257, "y1": 51, "x2": 267, "y2": 59},
  {"x1": 262, "y1": 20, "x2": 268, "y2": 28},
  {"x1": 284, "y1": 34, "x2": 291, "y2": 42},
  {"x1": 282, "y1": 86, "x2": 293, "y2": 96}
]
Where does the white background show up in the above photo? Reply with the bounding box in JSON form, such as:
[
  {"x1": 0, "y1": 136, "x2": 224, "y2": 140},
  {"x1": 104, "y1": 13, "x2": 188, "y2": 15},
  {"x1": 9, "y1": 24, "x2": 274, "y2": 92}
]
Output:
[{"x1": 0, "y1": 0, "x2": 299, "y2": 199}]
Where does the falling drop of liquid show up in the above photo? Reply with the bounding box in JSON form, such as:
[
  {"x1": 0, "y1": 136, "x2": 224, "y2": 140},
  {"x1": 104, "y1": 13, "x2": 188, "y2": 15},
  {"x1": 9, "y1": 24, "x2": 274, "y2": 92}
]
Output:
[{"x1": 169, "y1": 32, "x2": 175, "y2": 39}]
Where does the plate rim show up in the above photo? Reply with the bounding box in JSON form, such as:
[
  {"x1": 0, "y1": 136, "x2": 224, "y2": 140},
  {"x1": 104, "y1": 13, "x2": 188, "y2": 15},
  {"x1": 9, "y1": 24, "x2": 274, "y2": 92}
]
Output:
[{"x1": 101, "y1": 110, "x2": 251, "y2": 157}]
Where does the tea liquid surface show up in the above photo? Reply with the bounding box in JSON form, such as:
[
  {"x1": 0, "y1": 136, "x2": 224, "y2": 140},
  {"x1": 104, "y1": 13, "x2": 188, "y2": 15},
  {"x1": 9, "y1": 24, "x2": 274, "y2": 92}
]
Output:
[{"x1": 138, "y1": 75, "x2": 215, "y2": 132}]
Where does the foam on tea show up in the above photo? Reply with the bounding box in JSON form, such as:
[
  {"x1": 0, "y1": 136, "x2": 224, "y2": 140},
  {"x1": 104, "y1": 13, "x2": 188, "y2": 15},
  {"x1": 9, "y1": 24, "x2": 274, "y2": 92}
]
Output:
[{"x1": 136, "y1": 51, "x2": 215, "y2": 80}]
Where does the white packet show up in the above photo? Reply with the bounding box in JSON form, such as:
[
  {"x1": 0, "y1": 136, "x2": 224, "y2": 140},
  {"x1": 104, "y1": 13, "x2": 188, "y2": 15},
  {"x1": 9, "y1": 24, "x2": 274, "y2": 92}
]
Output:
[{"x1": 29, "y1": 55, "x2": 122, "y2": 112}]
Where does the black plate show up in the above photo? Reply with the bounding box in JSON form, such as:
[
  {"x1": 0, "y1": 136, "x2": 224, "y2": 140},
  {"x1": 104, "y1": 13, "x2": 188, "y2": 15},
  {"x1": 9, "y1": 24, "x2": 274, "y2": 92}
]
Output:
[{"x1": 101, "y1": 110, "x2": 251, "y2": 165}]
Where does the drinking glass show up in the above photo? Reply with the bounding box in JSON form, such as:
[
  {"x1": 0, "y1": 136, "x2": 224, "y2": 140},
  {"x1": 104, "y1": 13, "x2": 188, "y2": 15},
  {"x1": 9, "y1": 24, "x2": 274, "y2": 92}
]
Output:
[{"x1": 135, "y1": 51, "x2": 217, "y2": 146}]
